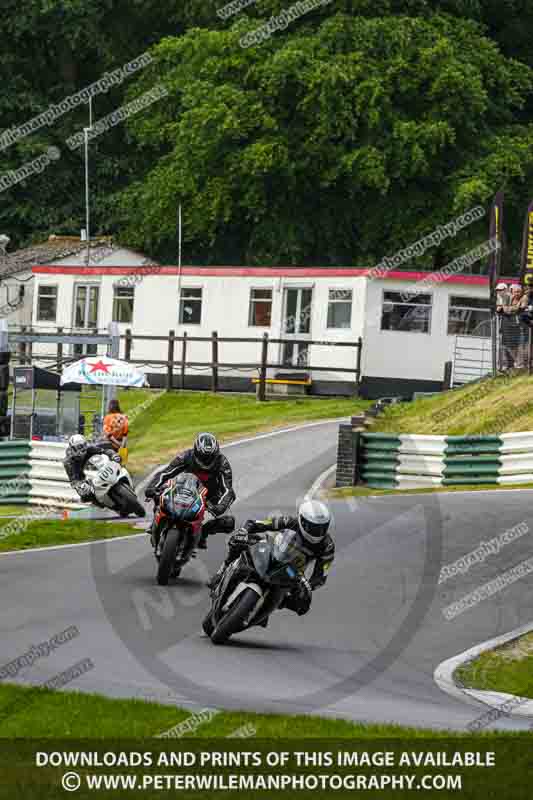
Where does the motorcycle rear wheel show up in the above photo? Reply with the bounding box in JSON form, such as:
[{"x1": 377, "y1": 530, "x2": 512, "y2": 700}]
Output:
[
  {"x1": 110, "y1": 483, "x2": 146, "y2": 517},
  {"x1": 157, "y1": 529, "x2": 182, "y2": 585},
  {"x1": 211, "y1": 588, "x2": 260, "y2": 645}
]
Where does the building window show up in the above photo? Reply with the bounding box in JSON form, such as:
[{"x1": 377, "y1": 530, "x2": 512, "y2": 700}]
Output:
[
  {"x1": 327, "y1": 289, "x2": 352, "y2": 329},
  {"x1": 74, "y1": 285, "x2": 99, "y2": 329},
  {"x1": 448, "y1": 296, "x2": 491, "y2": 337},
  {"x1": 113, "y1": 287, "x2": 134, "y2": 323},
  {"x1": 381, "y1": 291, "x2": 432, "y2": 333},
  {"x1": 179, "y1": 287, "x2": 202, "y2": 325},
  {"x1": 248, "y1": 288, "x2": 272, "y2": 326},
  {"x1": 37, "y1": 285, "x2": 58, "y2": 322}
]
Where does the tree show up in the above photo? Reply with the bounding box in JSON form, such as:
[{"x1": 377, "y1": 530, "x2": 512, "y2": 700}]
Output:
[
  {"x1": 0, "y1": 0, "x2": 192, "y2": 249},
  {"x1": 116, "y1": 12, "x2": 533, "y2": 266}
]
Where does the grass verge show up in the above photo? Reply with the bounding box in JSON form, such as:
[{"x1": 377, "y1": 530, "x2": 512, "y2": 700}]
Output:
[
  {"x1": 455, "y1": 632, "x2": 533, "y2": 699},
  {"x1": 0, "y1": 519, "x2": 140, "y2": 553},
  {"x1": 373, "y1": 371, "x2": 533, "y2": 436},
  {"x1": 329, "y1": 483, "x2": 533, "y2": 499},
  {"x1": 0, "y1": 683, "x2": 527, "y2": 738},
  {"x1": 126, "y1": 391, "x2": 368, "y2": 475},
  {"x1": 0, "y1": 505, "x2": 37, "y2": 517}
]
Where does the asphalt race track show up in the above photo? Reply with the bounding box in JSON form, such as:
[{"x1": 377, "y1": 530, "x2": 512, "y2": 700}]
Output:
[{"x1": 1, "y1": 419, "x2": 533, "y2": 732}]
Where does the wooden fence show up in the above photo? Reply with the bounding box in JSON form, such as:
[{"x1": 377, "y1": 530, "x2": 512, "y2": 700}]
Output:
[
  {"x1": 8, "y1": 327, "x2": 363, "y2": 401},
  {"x1": 123, "y1": 330, "x2": 363, "y2": 399}
]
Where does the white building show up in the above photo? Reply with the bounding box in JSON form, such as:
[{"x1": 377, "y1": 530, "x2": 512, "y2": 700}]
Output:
[
  {"x1": 27, "y1": 247, "x2": 501, "y2": 398},
  {"x1": 0, "y1": 234, "x2": 148, "y2": 331}
]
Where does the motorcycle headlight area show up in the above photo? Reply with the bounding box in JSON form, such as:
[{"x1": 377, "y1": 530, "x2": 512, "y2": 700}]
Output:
[{"x1": 162, "y1": 494, "x2": 201, "y2": 520}]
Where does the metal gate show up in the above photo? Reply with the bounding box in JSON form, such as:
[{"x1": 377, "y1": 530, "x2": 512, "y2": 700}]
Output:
[{"x1": 452, "y1": 335, "x2": 493, "y2": 387}]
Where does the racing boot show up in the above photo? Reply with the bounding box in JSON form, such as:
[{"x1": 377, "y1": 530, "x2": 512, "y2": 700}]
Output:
[
  {"x1": 206, "y1": 562, "x2": 226, "y2": 592},
  {"x1": 197, "y1": 529, "x2": 208, "y2": 550},
  {"x1": 148, "y1": 518, "x2": 160, "y2": 550}
]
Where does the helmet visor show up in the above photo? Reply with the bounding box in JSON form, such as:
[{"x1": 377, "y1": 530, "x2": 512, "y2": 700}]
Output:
[{"x1": 299, "y1": 515, "x2": 329, "y2": 542}]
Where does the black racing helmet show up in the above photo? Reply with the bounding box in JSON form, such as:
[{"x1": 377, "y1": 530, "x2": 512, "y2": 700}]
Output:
[{"x1": 193, "y1": 432, "x2": 220, "y2": 470}]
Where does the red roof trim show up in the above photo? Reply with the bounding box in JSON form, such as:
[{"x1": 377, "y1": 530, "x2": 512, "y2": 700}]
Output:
[{"x1": 32, "y1": 264, "x2": 497, "y2": 286}]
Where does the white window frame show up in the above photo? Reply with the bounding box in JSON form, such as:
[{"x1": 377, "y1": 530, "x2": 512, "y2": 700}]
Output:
[
  {"x1": 248, "y1": 286, "x2": 273, "y2": 327},
  {"x1": 326, "y1": 287, "x2": 353, "y2": 330},
  {"x1": 112, "y1": 285, "x2": 135, "y2": 324},
  {"x1": 380, "y1": 289, "x2": 433, "y2": 335},
  {"x1": 179, "y1": 286, "x2": 203, "y2": 326},
  {"x1": 447, "y1": 295, "x2": 491, "y2": 338},
  {"x1": 36, "y1": 284, "x2": 58, "y2": 323},
  {"x1": 73, "y1": 283, "x2": 100, "y2": 330}
]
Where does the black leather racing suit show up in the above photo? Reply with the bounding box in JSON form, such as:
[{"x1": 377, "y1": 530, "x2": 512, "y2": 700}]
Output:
[
  {"x1": 63, "y1": 440, "x2": 119, "y2": 501},
  {"x1": 217, "y1": 516, "x2": 335, "y2": 616},
  {"x1": 145, "y1": 449, "x2": 235, "y2": 547}
]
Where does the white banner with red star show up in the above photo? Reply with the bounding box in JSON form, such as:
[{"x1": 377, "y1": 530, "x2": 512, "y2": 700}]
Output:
[{"x1": 60, "y1": 357, "x2": 148, "y2": 387}]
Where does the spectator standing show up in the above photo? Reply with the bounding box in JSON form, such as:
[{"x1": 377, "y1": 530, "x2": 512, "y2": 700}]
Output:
[
  {"x1": 508, "y1": 285, "x2": 529, "y2": 368},
  {"x1": 496, "y1": 283, "x2": 514, "y2": 370},
  {"x1": 103, "y1": 399, "x2": 129, "y2": 460}
]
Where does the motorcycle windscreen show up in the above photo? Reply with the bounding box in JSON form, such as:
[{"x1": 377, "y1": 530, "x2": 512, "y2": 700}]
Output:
[
  {"x1": 174, "y1": 472, "x2": 203, "y2": 494},
  {"x1": 249, "y1": 540, "x2": 272, "y2": 578},
  {"x1": 250, "y1": 530, "x2": 307, "y2": 581},
  {"x1": 162, "y1": 473, "x2": 203, "y2": 521},
  {"x1": 271, "y1": 530, "x2": 308, "y2": 576},
  {"x1": 165, "y1": 494, "x2": 201, "y2": 521}
]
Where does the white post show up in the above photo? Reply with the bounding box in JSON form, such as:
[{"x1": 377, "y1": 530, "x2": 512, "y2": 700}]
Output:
[{"x1": 105, "y1": 322, "x2": 120, "y2": 408}]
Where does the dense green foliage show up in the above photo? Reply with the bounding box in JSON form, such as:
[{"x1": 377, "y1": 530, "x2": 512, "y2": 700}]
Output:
[{"x1": 2, "y1": 1, "x2": 533, "y2": 268}]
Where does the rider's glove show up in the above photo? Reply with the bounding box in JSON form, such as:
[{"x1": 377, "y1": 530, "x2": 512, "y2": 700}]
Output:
[
  {"x1": 144, "y1": 486, "x2": 157, "y2": 501},
  {"x1": 230, "y1": 527, "x2": 249, "y2": 547},
  {"x1": 74, "y1": 481, "x2": 93, "y2": 501},
  {"x1": 295, "y1": 577, "x2": 312, "y2": 616}
]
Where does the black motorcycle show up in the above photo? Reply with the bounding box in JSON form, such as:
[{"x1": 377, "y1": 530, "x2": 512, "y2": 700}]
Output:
[
  {"x1": 202, "y1": 528, "x2": 308, "y2": 644},
  {"x1": 155, "y1": 473, "x2": 235, "y2": 585}
]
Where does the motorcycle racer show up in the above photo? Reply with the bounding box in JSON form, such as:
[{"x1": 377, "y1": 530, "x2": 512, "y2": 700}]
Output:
[
  {"x1": 145, "y1": 432, "x2": 235, "y2": 550},
  {"x1": 207, "y1": 500, "x2": 334, "y2": 616},
  {"x1": 64, "y1": 434, "x2": 121, "y2": 503}
]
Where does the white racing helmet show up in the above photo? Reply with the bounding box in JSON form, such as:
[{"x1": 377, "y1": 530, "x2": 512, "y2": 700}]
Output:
[
  {"x1": 298, "y1": 499, "x2": 331, "y2": 545},
  {"x1": 68, "y1": 434, "x2": 88, "y2": 457}
]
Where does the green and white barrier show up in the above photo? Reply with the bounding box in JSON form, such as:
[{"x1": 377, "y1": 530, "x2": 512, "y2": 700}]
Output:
[
  {"x1": 360, "y1": 432, "x2": 533, "y2": 490},
  {"x1": 0, "y1": 440, "x2": 84, "y2": 507}
]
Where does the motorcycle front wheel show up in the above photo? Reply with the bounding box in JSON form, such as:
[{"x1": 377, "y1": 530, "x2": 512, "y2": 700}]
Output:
[
  {"x1": 157, "y1": 529, "x2": 182, "y2": 586},
  {"x1": 211, "y1": 588, "x2": 260, "y2": 645},
  {"x1": 110, "y1": 483, "x2": 146, "y2": 517}
]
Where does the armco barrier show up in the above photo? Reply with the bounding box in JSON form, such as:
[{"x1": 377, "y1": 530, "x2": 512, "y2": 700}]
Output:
[
  {"x1": 338, "y1": 430, "x2": 533, "y2": 490},
  {"x1": 359, "y1": 433, "x2": 449, "y2": 489},
  {"x1": 0, "y1": 440, "x2": 84, "y2": 507}
]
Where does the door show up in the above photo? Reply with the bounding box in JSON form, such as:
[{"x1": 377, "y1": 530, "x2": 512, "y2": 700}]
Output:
[
  {"x1": 282, "y1": 287, "x2": 313, "y2": 367},
  {"x1": 73, "y1": 284, "x2": 99, "y2": 356}
]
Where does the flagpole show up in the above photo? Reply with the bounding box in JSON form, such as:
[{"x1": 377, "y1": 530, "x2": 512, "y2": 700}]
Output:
[
  {"x1": 177, "y1": 204, "x2": 183, "y2": 317},
  {"x1": 489, "y1": 192, "x2": 504, "y2": 377},
  {"x1": 84, "y1": 98, "x2": 93, "y2": 267}
]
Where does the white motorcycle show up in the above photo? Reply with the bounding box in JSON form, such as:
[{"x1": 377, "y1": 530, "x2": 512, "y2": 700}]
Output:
[{"x1": 83, "y1": 453, "x2": 146, "y2": 517}]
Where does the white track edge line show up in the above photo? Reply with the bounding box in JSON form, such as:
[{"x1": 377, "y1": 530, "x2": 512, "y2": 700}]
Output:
[
  {"x1": 306, "y1": 464, "x2": 337, "y2": 500},
  {"x1": 0, "y1": 532, "x2": 146, "y2": 556},
  {"x1": 1, "y1": 418, "x2": 349, "y2": 557},
  {"x1": 433, "y1": 620, "x2": 533, "y2": 716}
]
